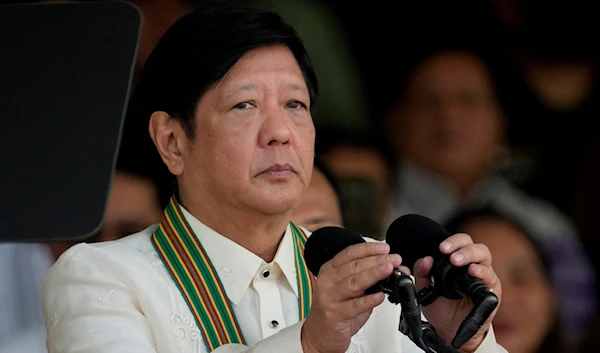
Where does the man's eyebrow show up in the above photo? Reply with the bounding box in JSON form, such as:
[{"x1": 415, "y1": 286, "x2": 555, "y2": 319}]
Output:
[
  {"x1": 286, "y1": 83, "x2": 308, "y2": 93},
  {"x1": 223, "y1": 82, "x2": 308, "y2": 100}
]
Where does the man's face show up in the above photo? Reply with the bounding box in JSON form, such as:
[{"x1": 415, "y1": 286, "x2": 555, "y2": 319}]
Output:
[
  {"x1": 178, "y1": 45, "x2": 315, "y2": 216},
  {"x1": 390, "y1": 51, "x2": 504, "y2": 179},
  {"x1": 291, "y1": 169, "x2": 342, "y2": 232}
]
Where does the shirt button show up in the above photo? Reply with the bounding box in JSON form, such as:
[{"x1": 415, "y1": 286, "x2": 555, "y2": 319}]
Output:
[
  {"x1": 270, "y1": 320, "x2": 279, "y2": 328},
  {"x1": 262, "y1": 269, "x2": 270, "y2": 278}
]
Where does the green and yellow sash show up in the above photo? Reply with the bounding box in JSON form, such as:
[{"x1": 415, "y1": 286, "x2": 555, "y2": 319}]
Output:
[{"x1": 151, "y1": 197, "x2": 314, "y2": 351}]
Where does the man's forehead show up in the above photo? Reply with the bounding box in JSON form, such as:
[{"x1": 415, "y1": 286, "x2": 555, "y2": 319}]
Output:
[{"x1": 222, "y1": 81, "x2": 309, "y2": 99}]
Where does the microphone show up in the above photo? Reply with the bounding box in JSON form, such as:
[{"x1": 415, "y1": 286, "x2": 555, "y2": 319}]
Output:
[
  {"x1": 304, "y1": 226, "x2": 425, "y2": 349},
  {"x1": 386, "y1": 214, "x2": 499, "y2": 349},
  {"x1": 303, "y1": 226, "x2": 415, "y2": 299}
]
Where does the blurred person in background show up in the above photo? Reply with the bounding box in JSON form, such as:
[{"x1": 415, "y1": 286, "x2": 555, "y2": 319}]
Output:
[
  {"x1": 291, "y1": 158, "x2": 343, "y2": 232},
  {"x1": 486, "y1": 0, "x2": 600, "y2": 217},
  {"x1": 317, "y1": 128, "x2": 393, "y2": 239},
  {"x1": 384, "y1": 45, "x2": 595, "y2": 342},
  {"x1": 445, "y1": 206, "x2": 569, "y2": 353},
  {"x1": 0, "y1": 243, "x2": 52, "y2": 352}
]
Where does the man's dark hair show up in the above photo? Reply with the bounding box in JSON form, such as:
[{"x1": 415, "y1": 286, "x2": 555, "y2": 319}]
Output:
[{"x1": 131, "y1": 1, "x2": 319, "y2": 138}]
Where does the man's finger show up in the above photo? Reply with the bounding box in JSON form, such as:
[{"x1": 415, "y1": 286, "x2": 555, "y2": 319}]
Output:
[
  {"x1": 399, "y1": 265, "x2": 411, "y2": 276},
  {"x1": 329, "y1": 242, "x2": 390, "y2": 268},
  {"x1": 449, "y1": 243, "x2": 492, "y2": 267},
  {"x1": 334, "y1": 254, "x2": 402, "y2": 281},
  {"x1": 338, "y1": 292, "x2": 385, "y2": 320},
  {"x1": 439, "y1": 233, "x2": 473, "y2": 255},
  {"x1": 468, "y1": 264, "x2": 502, "y2": 294},
  {"x1": 336, "y1": 261, "x2": 396, "y2": 299},
  {"x1": 413, "y1": 256, "x2": 434, "y2": 291}
]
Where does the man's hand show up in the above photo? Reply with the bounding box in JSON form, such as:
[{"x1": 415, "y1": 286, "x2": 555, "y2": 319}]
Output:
[
  {"x1": 301, "y1": 242, "x2": 406, "y2": 353},
  {"x1": 414, "y1": 233, "x2": 502, "y2": 353}
]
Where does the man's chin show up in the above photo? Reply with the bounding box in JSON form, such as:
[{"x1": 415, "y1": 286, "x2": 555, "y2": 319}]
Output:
[{"x1": 255, "y1": 193, "x2": 302, "y2": 216}]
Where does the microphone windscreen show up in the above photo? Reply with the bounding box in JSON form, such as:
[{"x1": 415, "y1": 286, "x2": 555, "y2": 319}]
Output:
[
  {"x1": 304, "y1": 226, "x2": 365, "y2": 276},
  {"x1": 385, "y1": 214, "x2": 451, "y2": 270}
]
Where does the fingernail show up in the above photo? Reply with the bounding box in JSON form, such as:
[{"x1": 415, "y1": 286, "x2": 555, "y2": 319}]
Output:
[
  {"x1": 441, "y1": 241, "x2": 452, "y2": 251},
  {"x1": 377, "y1": 243, "x2": 389, "y2": 253},
  {"x1": 452, "y1": 253, "x2": 464, "y2": 263},
  {"x1": 387, "y1": 254, "x2": 398, "y2": 262}
]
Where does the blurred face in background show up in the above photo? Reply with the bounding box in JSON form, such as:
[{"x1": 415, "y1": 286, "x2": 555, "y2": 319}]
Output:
[
  {"x1": 461, "y1": 218, "x2": 556, "y2": 353},
  {"x1": 291, "y1": 168, "x2": 342, "y2": 232},
  {"x1": 49, "y1": 172, "x2": 163, "y2": 260},
  {"x1": 99, "y1": 172, "x2": 163, "y2": 240},
  {"x1": 322, "y1": 144, "x2": 391, "y2": 238},
  {"x1": 389, "y1": 51, "x2": 505, "y2": 192}
]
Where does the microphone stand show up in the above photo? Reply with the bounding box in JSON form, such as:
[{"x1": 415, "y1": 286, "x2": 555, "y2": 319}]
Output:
[
  {"x1": 387, "y1": 271, "x2": 497, "y2": 352},
  {"x1": 387, "y1": 272, "x2": 460, "y2": 353},
  {"x1": 394, "y1": 278, "x2": 497, "y2": 352}
]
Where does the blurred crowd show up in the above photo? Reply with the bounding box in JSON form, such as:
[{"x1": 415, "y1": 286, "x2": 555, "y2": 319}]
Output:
[{"x1": 2, "y1": 1, "x2": 600, "y2": 353}]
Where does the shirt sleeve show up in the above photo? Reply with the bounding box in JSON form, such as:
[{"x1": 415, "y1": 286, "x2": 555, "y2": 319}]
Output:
[
  {"x1": 212, "y1": 321, "x2": 367, "y2": 353},
  {"x1": 473, "y1": 327, "x2": 508, "y2": 353},
  {"x1": 42, "y1": 244, "x2": 157, "y2": 353}
]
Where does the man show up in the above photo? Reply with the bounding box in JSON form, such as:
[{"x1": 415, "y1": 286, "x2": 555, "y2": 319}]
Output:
[
  {"x1": 291, "y1": 159, "x2": 343, "y2": 232},
  {"x1": 42, "y1": 4, "x2": 504, "y2": 353}
]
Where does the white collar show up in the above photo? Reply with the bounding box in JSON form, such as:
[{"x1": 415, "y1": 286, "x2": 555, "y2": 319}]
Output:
[{"x1": 178, "y1": 204, "x2": 300, "y2": 305}]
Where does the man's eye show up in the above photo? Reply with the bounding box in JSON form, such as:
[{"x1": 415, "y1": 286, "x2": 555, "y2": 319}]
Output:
[
  {"x1": 234, "y1": 102, "x2": 253, "y2": 109},
  {"x1": 286, "y1": 101, "x2": 306, "y2": 109}
]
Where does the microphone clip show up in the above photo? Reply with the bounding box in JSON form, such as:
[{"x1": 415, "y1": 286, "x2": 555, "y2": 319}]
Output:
[{"x1": 416, "y1": 285, "x2": 439, "y2": 306}]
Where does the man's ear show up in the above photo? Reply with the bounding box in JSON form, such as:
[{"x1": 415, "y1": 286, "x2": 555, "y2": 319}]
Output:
[{"x1": 149, "y1": 111, "x2": 187, "y2": 176}]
